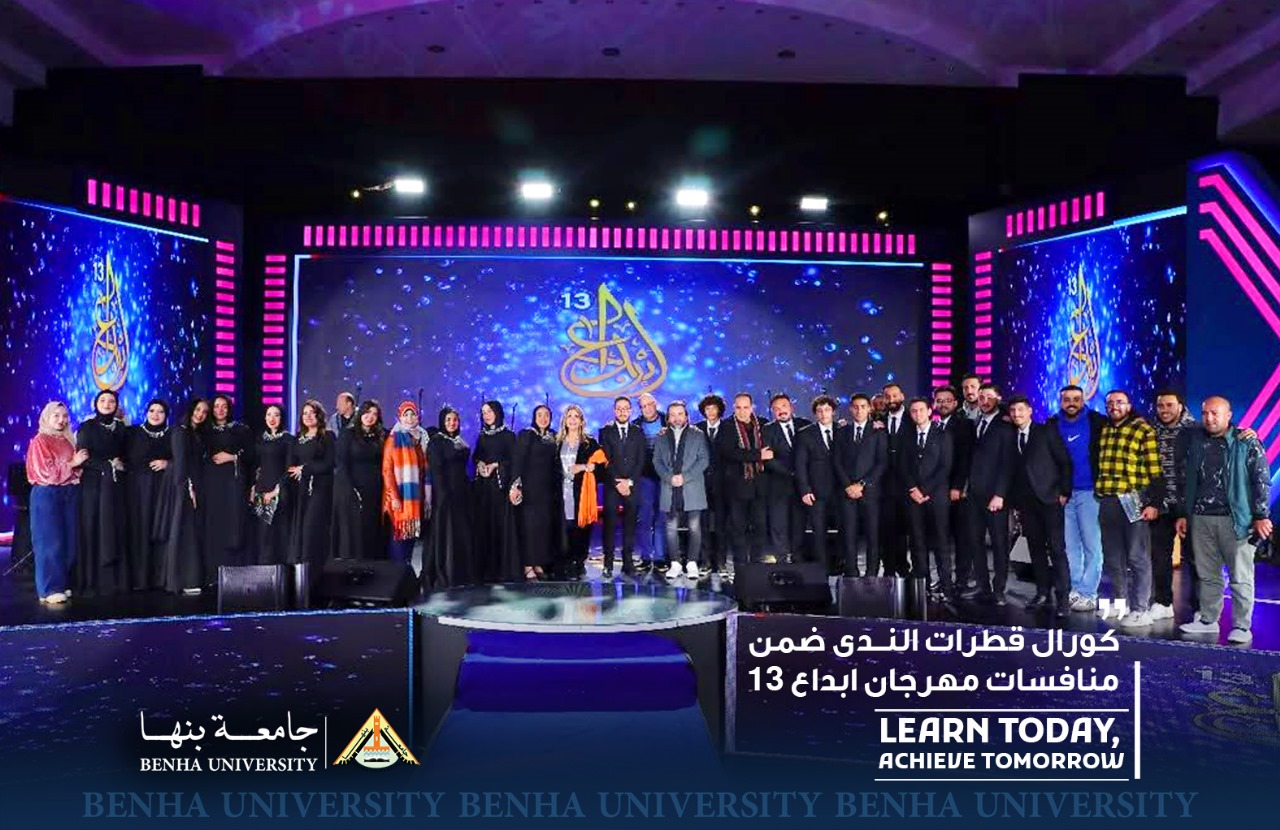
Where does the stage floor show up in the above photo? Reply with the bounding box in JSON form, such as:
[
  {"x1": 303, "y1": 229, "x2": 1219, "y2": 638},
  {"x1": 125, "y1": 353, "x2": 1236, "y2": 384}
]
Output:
[{"x1": 2, "y1": 545, "x2": 1277, "y2": 651}]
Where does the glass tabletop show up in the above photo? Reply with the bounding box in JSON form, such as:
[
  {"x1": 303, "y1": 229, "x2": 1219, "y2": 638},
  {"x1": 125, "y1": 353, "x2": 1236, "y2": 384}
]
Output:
[{"x1": 414, "y1": 581, "x2": 737, "y2": 632}]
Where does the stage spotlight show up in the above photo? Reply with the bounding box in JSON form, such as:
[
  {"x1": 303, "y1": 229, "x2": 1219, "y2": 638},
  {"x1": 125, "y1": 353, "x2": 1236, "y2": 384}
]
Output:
[
  {"x1": 749, "y1": 205, "x2": 762, "y2": 217},
  {"x1": 675, "y1": 188, "x2": 710, "y2": 208},
  {"x1": 393, "y1": 178, "x2": 426, "y2": 195},
  {"x1": 520, "y1": 181, "x2": 555, "y2": 201},
  {"x1": 350, "y1": 189, "x2": 361, "y2": 200},
  {"x1": 588, "y1": 198, "x2": 601, "y2": 210},
  {"x1": 625, "y1": 201, "x2": 637, "y2": 211},
  {"x1": 800, "y1": 196, "x2": 828, "y2": 212},
  {"x1": 876, "y1": 209, "x2": 890, "y2": 222}
]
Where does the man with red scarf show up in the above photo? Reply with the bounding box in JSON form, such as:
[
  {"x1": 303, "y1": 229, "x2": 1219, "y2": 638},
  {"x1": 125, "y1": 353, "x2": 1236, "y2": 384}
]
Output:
[{"x1": 713, "y1": 393, "x2": 773, "y2": 570}]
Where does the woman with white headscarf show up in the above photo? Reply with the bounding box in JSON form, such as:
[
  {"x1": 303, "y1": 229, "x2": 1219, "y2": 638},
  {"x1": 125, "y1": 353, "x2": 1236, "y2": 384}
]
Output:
[{"x1": 25, "y1": 401, "x2": 88, "y2": 604}]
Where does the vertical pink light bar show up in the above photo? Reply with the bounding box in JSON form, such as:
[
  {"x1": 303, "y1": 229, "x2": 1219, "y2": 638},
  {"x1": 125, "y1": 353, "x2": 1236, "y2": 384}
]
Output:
[
  {"x1": 168, "y1": 198, "x2": 177, "y2": 222},
  {"x1": 178, "y1": 200, "x2": 188, "y2": 224},
  {"x1": 1049, "y1": 203, "x2": 1057, "y2": 228},
  {"x1": 1060, "y1": 201, "x2": 1068, "y2": 223},
  {"x1": 115, "y1": 185, "x2": 125, "y2": 209},
  {"x1": 588, "y1": 226, "x2": 597, "y2": 248},
  {"x1": 303, "y1": 226, "x2": 313, "y2": 247},
  {"x1": 1071, "y1": 198, "x2": 1081, "y2": 223},
  {"x1": 838, "y1": 233, "x2": 847, "y2": 254},
  {"x1": 374, "y1": 226, "x2": 383, "y2": 247},
  {"x1": 1005, "y1": 214, "x2": 1013, "y2": 237},
  {"x1": 1037, "y1": 206, "x2": 1045, "y2": 230},
  {"x1": 410, "y1": 226, "x2": 419, "y2": 247},
  {"x1": 516, "y1": 226, "x2": 526, "y2": 248},
  {"x1": 142, "y1": 192, "x2": 152, "y2": 217},
  {"x1": 873, "y1": 233, "x2": 882, "y2": 254},
  {"x1": 192, "y1": 204, "x2": 201, "y2": 228},
  {"x1": 907, "y1": 234, "x2": 916, "y2": 255},
  {"x1": 129, "y1": 189, "x2": 139, "y2": 214},
  {"x1": 444, "y1": 226, "x2": 453, "y2": 247},
  {"x1": 1096, "y1": 191, "x2": 1106, "y2": 217},
  {"x1": 657, "y1": 228, "x2": 667, "y2": 250},
  {"x1": 102, "y1": 182, "x2": 112, "y2": 208},
  {"x1": 1015, "y1": 213, "x2": 1024, "y2": 236},
  {"x1": 324, "y1": 225, "x2": 333, "y2": 246},
  {"x1": 861, "y1": 232, "x2": 870, "y2": 252},
  {"x1": 503, "y1": 227, "x2": 513, "y2": 247},
  {"x1": 1083, "y1": 194, "x2": 1093, "y2": 220},
  {"x1": 86, "y1": 178, "x2": 98, "y2": 205},
  {"x1": 697, "y1": 229, "x2": 706, "y2": 250}
]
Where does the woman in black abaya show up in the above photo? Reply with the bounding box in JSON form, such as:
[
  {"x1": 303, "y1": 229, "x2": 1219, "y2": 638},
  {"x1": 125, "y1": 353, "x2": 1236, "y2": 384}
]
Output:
[
  {"x1": 75, "y1": 390, "x2": 129, "y2": 596},
  {"x1": 204, "y1": 395, "x2": 252, "y2": 570},
  {"x1": 124, "y1": 398, "x2": 172, "y2": 591},
  {"x1": 472, "y1": 400, "x2": 520, "y2": 582},
  {"x1": 334, "y1": 400, "x2": 390, "y2": 560},
  {"x1": 423, "y1": 407, "x2": 473, "y2": 589},
  {"x1": 250, "y1": 404, "x2": 295, "y2": 565},
  {"x1": 160, "y1": 398, "x2": 209, "y2": 594},
  {"x1": 510, "y1": 404, "x2": 561, "y2": 580},
  {"x1": 287, "y1": 399, "x2": 336, "y2": 566}
]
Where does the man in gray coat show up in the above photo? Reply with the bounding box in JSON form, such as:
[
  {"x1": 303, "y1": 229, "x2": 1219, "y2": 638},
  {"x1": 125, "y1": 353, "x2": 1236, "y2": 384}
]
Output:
[{"x1": 654, "y1": 400, "x2": 710, "y2": 580}]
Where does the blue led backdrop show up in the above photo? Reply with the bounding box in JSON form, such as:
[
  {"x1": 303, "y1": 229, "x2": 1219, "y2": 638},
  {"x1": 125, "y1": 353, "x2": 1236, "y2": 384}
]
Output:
[
  {"x1": 0, "y1": 198, "x2": 215, "y2": 524},
  {"x1": 294, "y1": 255, "x2": 924, "y2": 429},
  {"x1": 992, "y1": 212, "x2": 1187, "y2": 416}
]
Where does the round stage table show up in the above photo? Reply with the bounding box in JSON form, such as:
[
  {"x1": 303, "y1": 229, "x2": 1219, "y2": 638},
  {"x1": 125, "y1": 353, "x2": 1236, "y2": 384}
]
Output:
[
  {"x1": 413, "y1": 582, "x2": 735, "y2": 753},
  {"x1": 415, "y1": 580, "x2": 736, "y2": 632}
]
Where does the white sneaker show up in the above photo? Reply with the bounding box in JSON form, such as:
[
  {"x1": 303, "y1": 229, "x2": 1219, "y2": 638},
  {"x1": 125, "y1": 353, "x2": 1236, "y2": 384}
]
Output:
[
  {"x1": 1071, "y1": 596, "x2": 1097, "y2": 612},
  {"x1": 1095, "y1": 598, "x2": 1112, "y2": 619},
  {"x1": 1119, "y1": 609, "x2": 1153, "y2": 628},
  {"x1": 40, "y1": 592, "x2": 68, "y2": 605},
  {"x1": 63, "y1": 589, "x2": 72, "y2": 598},
  {"x1": 684, "y1": 562, "x2": 700, "y2": 581},
  {"x1": 1227, "y1": 628, "x2": 1252, "y2": 644},
  {"x1": 1180, "y1": 616, "x2": 1220, "y2": 635},
  {"x1": 182, "y1": 587, "x2": 202, "y2": 596},
  {"x1": 1149, "y1": 602, "x2": 1174, "y2": 621},
  {"x1": 665, "y1": 561, "x2": 684, "y2": 580}
]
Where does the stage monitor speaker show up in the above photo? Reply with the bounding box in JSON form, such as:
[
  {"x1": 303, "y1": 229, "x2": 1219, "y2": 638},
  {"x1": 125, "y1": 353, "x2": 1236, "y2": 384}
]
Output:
[
  {"x1": 838, "y1": 576, "x2": 908, "y2": 620},
  {"x1": 734, "y1": 562, "x2": 831, "y2": 611},
  {"x1": 317, "y1": 561, "x2": 419, "y2": 607},
  {"x1": 217, "y1": 565, "x2": 289, "y2": 613}
]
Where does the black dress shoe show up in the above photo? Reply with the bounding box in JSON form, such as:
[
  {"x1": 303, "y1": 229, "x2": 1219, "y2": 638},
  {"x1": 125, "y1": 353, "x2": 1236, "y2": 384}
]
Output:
[
  {"x1": 959, "y1": 586, "x2": 988, "y2": 601},
  {"x1": 1027, "y1": 594, "x2": 1048, "y2": 609},
  {"x1": 993, "y1": 594, "x2": 1007, "y2": 607},
  {"x1": 1054, "y1": 605, "x2": 1070, "y2": 619}
]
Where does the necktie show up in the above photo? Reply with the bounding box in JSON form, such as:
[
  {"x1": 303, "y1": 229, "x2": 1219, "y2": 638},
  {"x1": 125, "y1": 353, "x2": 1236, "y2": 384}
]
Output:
[
  {"x1": 978, "y1": 419, "x2": 988, "y2": 440},
  {"x1": 620, "y1": 424, "x2": 627, "y2": 441},
  {"x1": 890, "y1": 415, "x2": 899, "y2": 435},
  {"x1": 855, "y1": 425, "x2": 863, "y2": 444},
  {"x1": 784, "y1": 422, "x2": 793, "y2": 446},
  {"x1": 1019, "y1": 431, "x2": 1028, "y2": 454},
  {"x1": 709, "y1": 425, "x2": 717, "y2": 442},
  {"x1": 823, "y1": 428, "x2": 831, "y2": 450},
  {"x1": 918, "y1": 431, "x2": 926, "y2": 449}
]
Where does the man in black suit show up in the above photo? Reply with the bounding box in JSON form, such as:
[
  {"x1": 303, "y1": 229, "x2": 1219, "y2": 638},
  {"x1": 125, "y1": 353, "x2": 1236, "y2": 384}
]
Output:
[
  {"x1": 963, "y1": 383, "x2": 1016, "y2": 605},
  {"x1": 1007, "y1": 395, "x2": 1074, "y2": 617},
  {"x1": 693, "y1": 394, "x2": 728, "y2": 577},
  {"x1": 598, "y1": 396, "x2": 646, "y2": 578},
  {"x1": 795, "y1": 395, "x2": 841, "y2": 567},
  {"x1": 715, "y1": 393, "x2": 772, "y2": 568},
  {"x1": 834, "y1": 394, "x2": 886, "y2": 577},
  {"x1": 934, "y1": 385, "x2": 976, "y2": 591},
  {"x1": 760, "y1": 393, "x2": 811, "y2": 562},
  {"x1": 897, "y1": 397, "x2": 954, "y2": 590},
  {"x1": 878, "y1": 382, "x2": 911, "y2": 576}
]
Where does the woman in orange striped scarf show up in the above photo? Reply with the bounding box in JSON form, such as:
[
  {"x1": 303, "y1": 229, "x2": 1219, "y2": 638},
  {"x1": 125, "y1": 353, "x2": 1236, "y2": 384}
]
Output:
[
  {"x1": 557, "y1": 404, "x2": 603, "y2": 580},
  {"x1": 382, "y1": 401, "x2": 429, "y2": 566}
]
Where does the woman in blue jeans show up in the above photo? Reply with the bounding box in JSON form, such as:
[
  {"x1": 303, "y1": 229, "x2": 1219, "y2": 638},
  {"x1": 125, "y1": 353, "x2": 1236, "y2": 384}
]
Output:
[{"x1": 25, "y1": 401, "x2": 89, "y2": 604}]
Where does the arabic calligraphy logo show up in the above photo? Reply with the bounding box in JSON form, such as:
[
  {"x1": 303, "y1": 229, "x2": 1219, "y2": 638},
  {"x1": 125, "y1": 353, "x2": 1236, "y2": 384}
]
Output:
[
  {"x1": 1065, "y1": 262, "x2": 1101, "y2": 402},
  {"x1": 334, "y1": 709, "x2": 419, "y2": 769},
  {"x1": 91, "y1": 253, "x2": 129, "y2": 392},
  {"x1": 1193, "y1": 671, "x2": 1280, "y2": 747},
  {"x1": 560, "y1": 283, "x2": 667, "y2": 398}
]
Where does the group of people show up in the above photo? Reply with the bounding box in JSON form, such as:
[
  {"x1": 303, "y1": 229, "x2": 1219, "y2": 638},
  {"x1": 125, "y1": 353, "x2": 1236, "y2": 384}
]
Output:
[{"x1": 21, "y1": 374, "x2": 1272, "y2": 644}]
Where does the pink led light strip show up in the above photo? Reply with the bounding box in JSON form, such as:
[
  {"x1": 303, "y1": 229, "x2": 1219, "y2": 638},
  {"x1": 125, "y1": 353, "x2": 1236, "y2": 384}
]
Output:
[
  {"x1": 86, "y1": 177, "x2": 201, "y2": 228},
  {"x1": 1005, "y1": 190, "x2": 1105, "y2": 240},
  {"x1": 262, "y1": 254, "x2": 288, "y2": 406},
  {"x1": 300, "y1": 223, "x2": 918, "y2": 257},
  {"x1": 212, "y1": 241, "x2": 237, "y2": 396},
  {"x1": 929, "y1": 263, "x2": 954, "y2": 382},
  {"x1": 972, "y1": 251, "x2": 994, "y2": 379}
]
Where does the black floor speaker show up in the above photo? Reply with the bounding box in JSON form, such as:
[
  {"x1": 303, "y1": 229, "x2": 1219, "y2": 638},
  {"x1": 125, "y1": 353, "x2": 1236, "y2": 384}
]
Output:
[
  {"x1": 317, "y1": 561, "x2": 419, "y2": 607},
  {"x1": 217, "y1": 565, "x2": 289, "y2": 613},
  {"x1": 734, "y1": 562, "x2": 831, "y2": 611}
]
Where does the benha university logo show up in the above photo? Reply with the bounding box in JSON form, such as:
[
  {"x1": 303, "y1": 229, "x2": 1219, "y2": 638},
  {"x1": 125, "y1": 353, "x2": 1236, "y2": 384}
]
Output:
[{"x1": 333, "y1": 709, "x2": 419, "y2": 769}]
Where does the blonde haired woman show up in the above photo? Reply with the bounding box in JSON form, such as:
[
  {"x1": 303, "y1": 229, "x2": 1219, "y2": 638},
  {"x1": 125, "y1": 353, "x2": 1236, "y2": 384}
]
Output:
[
  {"x1": 558, "y1": 404, "x2": 602, "y2": 579},
  {"x1": 25, "y1": 401, "x2": 89, "y2": 604}
]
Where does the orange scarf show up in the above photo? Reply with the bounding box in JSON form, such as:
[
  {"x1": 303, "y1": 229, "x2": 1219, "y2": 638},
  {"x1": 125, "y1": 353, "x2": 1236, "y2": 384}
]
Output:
[{"x1": 576, "y1": 448, "x2": 609, "y2": 527}]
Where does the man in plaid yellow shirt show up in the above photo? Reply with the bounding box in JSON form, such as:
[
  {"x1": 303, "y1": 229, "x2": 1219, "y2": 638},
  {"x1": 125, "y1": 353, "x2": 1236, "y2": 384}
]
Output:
[{"x1": 1094, "y1": 389, "x2": 1162, "y2": 627}]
